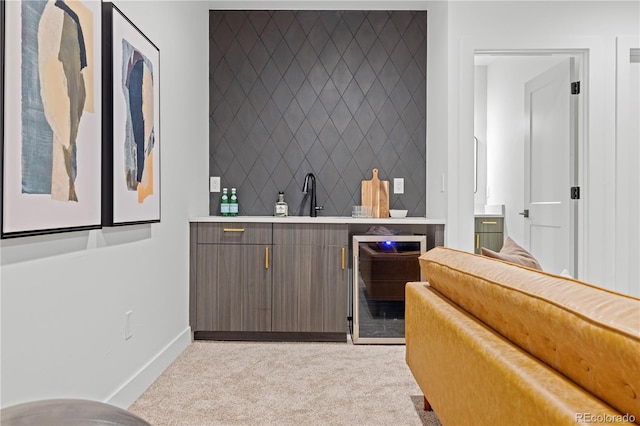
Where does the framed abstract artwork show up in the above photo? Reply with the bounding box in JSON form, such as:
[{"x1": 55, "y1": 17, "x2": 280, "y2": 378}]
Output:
[
  {"x1": 1, "y1": 0, "x2": 103, "y2": 238},
  {"x1": 102, "y1": 2, "x2": 160, "y2": 226}
]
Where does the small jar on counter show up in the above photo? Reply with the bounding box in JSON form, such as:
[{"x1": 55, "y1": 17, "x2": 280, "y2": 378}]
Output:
[{"x1": 274, "y1": 191, "x2": 288, "y2": 217}]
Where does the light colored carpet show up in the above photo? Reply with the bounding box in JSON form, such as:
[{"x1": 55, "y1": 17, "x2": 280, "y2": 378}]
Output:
[{"x1": 129, "y1": 340, "x2": 442, "y2": 426}]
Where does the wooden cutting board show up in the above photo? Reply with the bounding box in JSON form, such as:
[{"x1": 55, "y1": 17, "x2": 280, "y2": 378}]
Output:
[{"x1": 361, "y1": 168, "x2": 389, "y2": 218}]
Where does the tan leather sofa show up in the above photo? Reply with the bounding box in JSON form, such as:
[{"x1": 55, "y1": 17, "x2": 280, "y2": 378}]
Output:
[{"x1": 406, "y1": 247, "x2": 640, "y2": 425}]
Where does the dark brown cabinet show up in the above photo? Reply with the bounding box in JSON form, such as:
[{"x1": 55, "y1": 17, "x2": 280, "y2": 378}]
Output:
[
  {"x1": 192, "y1": 223, "x2": 272, "y2": 333},
  {"x1": 190, "y1": 222, "x2": 348, "y2": 341}
]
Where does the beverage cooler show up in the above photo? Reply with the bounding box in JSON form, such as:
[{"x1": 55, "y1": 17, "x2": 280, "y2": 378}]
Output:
[{"x1": 352, "y1": 234, "x2": 426, "y2": 344}]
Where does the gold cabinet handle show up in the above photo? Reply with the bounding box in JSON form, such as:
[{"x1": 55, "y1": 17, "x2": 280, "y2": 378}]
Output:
[
  {"x1": 223, "y1": 228, "x2": 245, "y2": 232},
  {"x1": 481, "y1": 221, "x2": 497, "y2": 225},
  {"x1": 476, "y1": 234, "x2": 480, "y2": 249},
  {"x1": 265, "y1": 247, "x2": 269, "y2": 269},
  {"x1": 341, "y1": 247, "x2": 345, "y2": 270}
]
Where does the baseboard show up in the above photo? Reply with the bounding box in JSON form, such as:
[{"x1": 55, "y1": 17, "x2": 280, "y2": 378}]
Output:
[
  {"x1": 105, "y1": 326, "x2": 192, "y2": 409},
  {"x1": 194, "y1": 330, "x2": 347, "y2": 342}
]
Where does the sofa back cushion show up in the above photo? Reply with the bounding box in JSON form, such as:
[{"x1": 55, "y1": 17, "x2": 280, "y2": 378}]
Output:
[{"x1": 419, "y1": 247, "x2": 640, "y2": 420}]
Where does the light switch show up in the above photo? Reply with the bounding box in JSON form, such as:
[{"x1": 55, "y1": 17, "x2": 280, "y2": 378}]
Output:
[
  {"x1": 393, "y1": 178, "x2": 404, "y2": 194},
  {"x1": 210, "y1": 176, "x2": 221, "y2": 193}
]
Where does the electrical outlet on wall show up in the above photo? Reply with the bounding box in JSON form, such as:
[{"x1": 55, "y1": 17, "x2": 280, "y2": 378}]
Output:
[
  {"x1": 393, "y1": 178, "x2": 404, "y2": 194},
  {"x1": 210, "y1": 176, "x2": 221, "y2": 193}
]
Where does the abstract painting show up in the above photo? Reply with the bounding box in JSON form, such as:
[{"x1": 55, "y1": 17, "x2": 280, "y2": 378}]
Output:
[
  {"x1": 1, "y1": 0, "x2": 102, "y2": 238},
  {"x1": 102, "y1": 2, "x2": 160, "y2": 226}
]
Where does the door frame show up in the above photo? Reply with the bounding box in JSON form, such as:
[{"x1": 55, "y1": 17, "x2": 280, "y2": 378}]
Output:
[{"x1": 471, "y1": 47, "x2": 587, "y2": 278}]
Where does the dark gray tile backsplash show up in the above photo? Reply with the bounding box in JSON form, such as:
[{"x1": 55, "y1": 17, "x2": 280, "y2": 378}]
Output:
[{"x1": 210, "y1": 10, "x2": 426, "y2": 217}]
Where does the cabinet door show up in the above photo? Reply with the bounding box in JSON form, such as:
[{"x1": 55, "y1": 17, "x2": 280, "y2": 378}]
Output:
[
  {"x1": 475, "y1": 232, "x2": 504, "y2": 254},
  {"x1": 272, "y1": 244, "x2": 315, "y2": 332},
  {"x1": 196, "y1": 244, "x2": 271, "y2": 332},
  {"x1": 195, "y1": 244, "x2": 220, "y2": 331},
  {"x1": 314, "y1": 245, "x2": 348, "y2": 333},
  {"x1": 272, "y1": 224, "x2": 347, "y2": 333}
]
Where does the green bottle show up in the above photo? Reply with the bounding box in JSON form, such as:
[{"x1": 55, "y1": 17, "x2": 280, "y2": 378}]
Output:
[
  {"x1": 220, "y1": 188, "x2": 229, "y2": 216},
  {"x1": 229, "y1": 188, "x2": 238, "y2": 216}
]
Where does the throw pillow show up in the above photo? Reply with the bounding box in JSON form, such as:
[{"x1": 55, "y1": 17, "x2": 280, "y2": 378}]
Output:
[{"x1": 481, "y1": 236, "x2": 543, "y2": 270}]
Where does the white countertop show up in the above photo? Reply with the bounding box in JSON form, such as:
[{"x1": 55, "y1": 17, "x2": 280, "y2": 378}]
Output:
[
  {"x1": 190, "y1": 216, "x2": 446, "y2": 225},
  {"x1": 474, "y1": 204, "x2": 505, "y2": 217}
]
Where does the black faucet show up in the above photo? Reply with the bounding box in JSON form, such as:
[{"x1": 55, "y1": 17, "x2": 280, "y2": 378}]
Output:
[{"x1": 302, "y1": 173, "x2": 323, "y2": 217}]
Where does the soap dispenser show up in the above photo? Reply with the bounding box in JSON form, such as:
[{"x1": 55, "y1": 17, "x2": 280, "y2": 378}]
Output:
[{"x1": 274, "y1": 191, "x2": 288, "y2": 217}]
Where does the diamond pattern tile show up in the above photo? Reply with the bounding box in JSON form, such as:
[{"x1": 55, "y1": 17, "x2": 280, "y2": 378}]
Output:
[
  {"x1": 248, "y1": 11, "x2": 270, "y2": 34},
  {"x1": 355, "y1": 20, "x2": 376, "y2": 54},
  {"x1": 210, "y1": 11, "x2": 426, "y2": 217},
  {"x1": 295, "y1": 40, "x2": 317, "y2": 75},
  {"x1": 283, "y1": 100, "x2": 305, "y2": 134},
  {"x1": 307, "y1": 61, "x2": 330, "y2": 95},
  {"x1": 319, "y1": 11, "x2": 341, "y2": 35},
  {"x1": 329, "y1": 142, "x2": 351, "y2": 174},
  {"x1": 332, "y1": 20, "x2": 352, "y2": 55},
  {"x1": 391, "y1": 40, "x2": 412, "y2": 72},
  {"x1": 295, "y1": 120, "x2": 316, "y2": 154},
  {"x1": 224, "y1": 40, "x2": 245, "y2": 73},
  {"x1": 330, "y1": 100, "x2": 351, "y2": 134},
  {"x1": 308, "y1": 20, "x2": 329, "y2": 54},
  {"x1": 295, "y1": 80, "x2": 317, "y2": 115},
  {"x1": 319, "y1": 80, "x2": 340, "y2": 114},
  {"x1": 283, "y1": 60, "x2": 305, "y2": 94},
  {"x1": 273, "y1": 10, "x2": 294, "y2": 35},
  {"x1": 318, "y1": 120, "x2": 340, "y2": 154},
  {"x1": 379, "y1": 20, "x2": 401, "y2": 55},
  {"x1": 367, "y1": 11, "x2": 390, "y2": 34},
  {"x1": 307, "y1": 142, "x2": 329, "y2": 174},
  {"x1": 319, "y1": 41, "x2": 341, "y2": 75},
  {"x1": 343, "y1": 39, "x2": 365, "y2": 74},
  {"x1": 342, "y1": 119, "x2": 364, "y2": 155},
  {"x1": 331, "y1": 60, "x2": 352, "y2": 95},
  {"x1": 354, "y1": 100, "x2": 375, "y2": 135},
  {"x1": 284, "y1": 21, "x2": 306, "y2": 54},
  {"x1": 307, "y1": 100, "x2": 329, "y2": 135},
  {"x1": 343, "y1": 80, "x2": 364, "y2": 115},
  {"x1": 238, "y1": 19, "x2": 259, "y2": 54},
  {"x1": 260, "y1": 19, "x2": 282, "y2": 53}
]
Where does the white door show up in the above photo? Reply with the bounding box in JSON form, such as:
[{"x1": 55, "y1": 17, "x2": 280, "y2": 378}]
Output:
[{"x1": 523, "y1": 58, "x2": 578, "y2": 275}]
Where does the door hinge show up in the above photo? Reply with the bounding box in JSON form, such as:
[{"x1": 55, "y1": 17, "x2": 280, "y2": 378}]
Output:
[
  {"x1": 571, "y1": 81, "x2": 580, "y2": 95},
  {"x1": 571, "y1": 186, "x2": 580, "y2": 200}
]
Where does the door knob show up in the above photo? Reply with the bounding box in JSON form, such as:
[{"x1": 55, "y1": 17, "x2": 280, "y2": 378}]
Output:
[{"x1": 519, "y1": 209, "x2": 529, "y2": 218}]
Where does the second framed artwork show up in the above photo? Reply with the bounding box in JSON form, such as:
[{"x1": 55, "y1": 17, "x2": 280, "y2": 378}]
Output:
[{"x1": 102, "y1": 2, "x2": 160, "y2": 226}]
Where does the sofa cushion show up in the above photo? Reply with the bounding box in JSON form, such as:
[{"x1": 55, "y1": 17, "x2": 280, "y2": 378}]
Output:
[
  {"x1": 481, "y1": 236, "x2": 542, "y2": 270},
  {"x1": 419, "y1": 247, "x2": 640, "y2": 420}
]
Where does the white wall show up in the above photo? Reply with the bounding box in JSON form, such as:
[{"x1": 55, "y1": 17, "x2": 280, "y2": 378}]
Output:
[
  {"x1": 615, "y1": 38, "x2": 640, "y2": 297},
  {"x1": 0, "y1": 1, "x2": 209, "y2": 409},
  {"x1": 447, "y1": 1, "x2": 640, "y2": 290}
]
